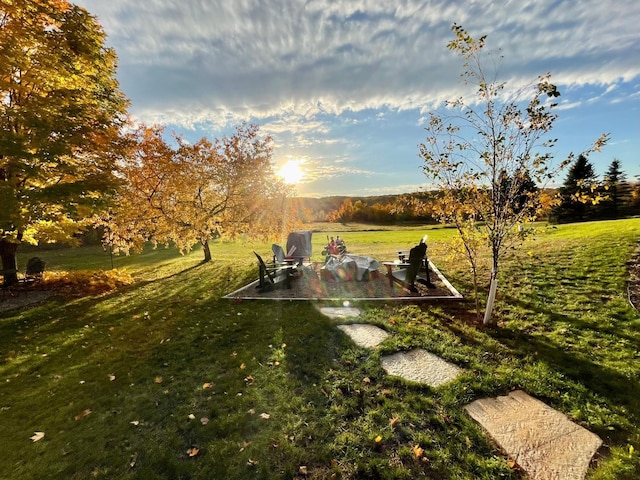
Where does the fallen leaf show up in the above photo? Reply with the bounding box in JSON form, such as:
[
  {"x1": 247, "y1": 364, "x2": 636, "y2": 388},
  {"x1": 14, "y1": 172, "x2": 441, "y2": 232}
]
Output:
[
  {"x1": 239, "y1": 440, "x2": 251, "y2": 452},
  {"x1": 188, "y1": 414, "x2": 196, "y2": 420},
  {"x1": 299, "y1": 465, "x2": 308, "y2": 475},
  {"x1": 200, "y1": 417, "x2": 209, "y2": 425},
  {"x1": 129, "y1": 453, "x2": 138, "y2": 468},
  {"x1": 109, "y1": 326, "x2": 115, "y2": 331},
  {"x1": 247, "y1": 458, "x2": 258, "y2": 466},
  {"x1": 375, "y1": 435, "x2": 382, "y2": 443},
  {"x1": 74, "y1": 409, "x2": 92, "y2": 421},
  {"x1": 389, "y1": 416, "x2": 400, "y2": 428},
  {"x1": 259, "y1": 412, "x2": 270, "y2": 419},
  {"x1": 155, "y1": 376, "x2": 163, "y2": 384},
  {"x1": 231, "y1": 351, "x2": 237, "y2": 358},
  {"x1": 413, "y1": 444, "x2": 424, "y2": 459},
  {"x1": 130, "y1": 420, "x2": 140, "y2": 426},
  {"x1": 187, "y1": 447, "x2": 199, "y2": 457},
  {"x1": 508, "y1": 459, "x2": 517, "y2": 469},
  {"x1": 244, "y1": 375, "x2": 254, "y2": 385},
  {"x1": 239, "y1": 363, "x2": 246, "y2": 370},
  {"x1": 108, "y1": 374, "x2": 116, "y2": 381},
  {"x1": 363, "y1": 377, "x2": 371, "y2": 385},
  {"x1": 202, "y1": 382, "x2": 213, "y2": 389},
  {"x1": 247, "y1": 408, "x2": 255, "y2": 415},
  {"x1": 30, "y1": 431, "x2": 45, "y2": 442}
]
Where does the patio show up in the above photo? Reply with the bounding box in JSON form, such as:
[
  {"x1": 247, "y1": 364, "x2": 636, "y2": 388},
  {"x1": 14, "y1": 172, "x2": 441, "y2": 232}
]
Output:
[{"x1": 223, "y1": 259, "x2": 462, "y2": 301}]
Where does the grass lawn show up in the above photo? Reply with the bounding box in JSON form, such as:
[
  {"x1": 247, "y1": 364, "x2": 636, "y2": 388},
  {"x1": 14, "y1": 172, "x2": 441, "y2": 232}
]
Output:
[{"x1": 1, "y1": 219, "x2": 639, "y2": 479}]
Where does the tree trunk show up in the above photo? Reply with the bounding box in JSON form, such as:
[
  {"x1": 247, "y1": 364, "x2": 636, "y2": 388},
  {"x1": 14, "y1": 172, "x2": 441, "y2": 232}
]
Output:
[
  {"x1": 201, "y1": 239, "x2": 211, "y2": 263},
  {"x1": 483, "y1": 269, "x2": 498, "y2": 326},
  {"x1": 471, "y1": 265, "x2": 481, "y2": 322},
  {"x1": 0, "y1": 239, "x2": 19, "y2": 286}
]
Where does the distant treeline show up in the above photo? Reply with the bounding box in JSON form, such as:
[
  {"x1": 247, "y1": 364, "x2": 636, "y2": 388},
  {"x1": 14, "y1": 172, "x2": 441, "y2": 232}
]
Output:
[
  {"x1": 288, "y1": 193, "x2": 441, "y2": 224},
  {"x1": 290, "y1": 172, "x2": 640, "y2": 225}
]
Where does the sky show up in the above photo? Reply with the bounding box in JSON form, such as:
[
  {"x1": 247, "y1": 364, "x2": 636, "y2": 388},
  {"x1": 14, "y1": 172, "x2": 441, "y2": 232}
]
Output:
[{"x1": 73, "y1": 0, "x2": 640, "y2": 197}]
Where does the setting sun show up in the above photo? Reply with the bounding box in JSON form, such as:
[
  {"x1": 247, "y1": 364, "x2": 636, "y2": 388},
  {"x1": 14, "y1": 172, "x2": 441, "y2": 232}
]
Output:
[{"x1": 277, "y1": 160, "x2": 304, "y2": 184}]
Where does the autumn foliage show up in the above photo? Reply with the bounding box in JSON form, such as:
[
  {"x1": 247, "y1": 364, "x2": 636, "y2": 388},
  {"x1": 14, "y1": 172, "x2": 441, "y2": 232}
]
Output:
[
  {"x1": 41, "y1": 269, "x2": 134, "y2": 298},
  {"x1": 101, "y1": 123, "x2": 299, "y2": 262},
  {"x1": 0, "y1": 0, "x2": 129, "y2": 284}
]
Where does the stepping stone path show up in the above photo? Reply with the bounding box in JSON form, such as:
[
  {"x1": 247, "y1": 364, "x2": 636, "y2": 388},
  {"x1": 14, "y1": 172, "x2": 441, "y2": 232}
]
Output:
[
  {"x1": 320, "y1": 308, "x2": 601, "y2": 479},
  {"x1": 336, "y1": 324, "x2": 390, "y2": 348},
  {"x1": 319, "y1": 306, "x2": 362, "y2": 319},
  {"x1": 464, "y1": 390, "x2": 602, "y2": 480},
  {"x1": 381, "y1": 349, "x2": 463, "y2": 387}
]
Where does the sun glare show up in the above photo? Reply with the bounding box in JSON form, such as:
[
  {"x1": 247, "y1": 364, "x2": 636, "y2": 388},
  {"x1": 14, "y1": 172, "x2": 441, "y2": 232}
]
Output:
[{"x1": 277, "y1": 160, "x2": 304, "y2": 184}]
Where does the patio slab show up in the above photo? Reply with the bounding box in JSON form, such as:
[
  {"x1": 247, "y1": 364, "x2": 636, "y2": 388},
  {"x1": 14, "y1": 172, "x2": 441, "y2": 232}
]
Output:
[
  {"x1": 464, "y1": 390, "x2": 602, "y2": 480},
  {"x1": 320, "y1": 306, "x2": 362, "y2": 319},
  {"x1": 223, "y1": 260, "x2": 463, "y2": 301},
  {"x1": 337, "y1": 323, "x2": 390, "y2": 348},
  {"x1": 380, "y1": 348, "x2": 463, "y2": 387}
]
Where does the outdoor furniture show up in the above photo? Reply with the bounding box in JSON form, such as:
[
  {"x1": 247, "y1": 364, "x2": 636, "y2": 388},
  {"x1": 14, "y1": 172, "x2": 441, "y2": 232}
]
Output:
[
  {"x1": 253, "y1": 252, "x2": 296, "y2": 293},
  {"x1": 321, "y1": 254, "x2": 379, "y2": 282},
  {"x1": 285, "y1": 230, "x2": 312, "y2": 265},
  {"x1": 385, "y1": 241, "x2": 435, "y2": 292},
  {"x1": 21, "y1": 257, "x2": 45, "y2": 286},
  {"x1": 271, "y1": 244, "x2": 297, "y2": 266}
]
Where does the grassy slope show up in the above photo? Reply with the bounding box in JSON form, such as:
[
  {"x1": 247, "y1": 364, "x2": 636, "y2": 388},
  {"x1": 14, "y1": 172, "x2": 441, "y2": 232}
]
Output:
[{"x1": 0, "y1": 219, "x2": 638, "y2": 479}]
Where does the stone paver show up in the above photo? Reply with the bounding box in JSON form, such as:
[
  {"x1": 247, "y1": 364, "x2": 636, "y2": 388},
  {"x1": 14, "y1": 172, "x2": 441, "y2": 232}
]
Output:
[
  {"x1": 380, "y1": 349, "x2": 463, "y2": 387},
  {"x1": 464, "y1": 390, "x2": 602, "y2": 480},
  {"x1": 319, "y1": 306, "x2": 362, "y2": 319},
  {"x1": 337, "y1": 324, "x2": 390, "y2": 348}
]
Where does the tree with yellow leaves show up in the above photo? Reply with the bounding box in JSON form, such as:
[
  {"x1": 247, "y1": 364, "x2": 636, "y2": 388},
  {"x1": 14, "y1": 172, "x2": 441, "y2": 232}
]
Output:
[
  {"x1": 419, "y1": 24, "x2": 608, "y2": 325},
  {"x1": 0, "y1": 0, "x2": 129, "y2": 285},
  {"x1": 103, "y1": 123, "x2": 298, "y2": 262}
]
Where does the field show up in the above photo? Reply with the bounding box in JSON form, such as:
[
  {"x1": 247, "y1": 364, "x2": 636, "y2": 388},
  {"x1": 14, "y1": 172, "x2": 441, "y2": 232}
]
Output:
[{"x1": 1, "y1": 219, "x2": 639, "y2": 479}]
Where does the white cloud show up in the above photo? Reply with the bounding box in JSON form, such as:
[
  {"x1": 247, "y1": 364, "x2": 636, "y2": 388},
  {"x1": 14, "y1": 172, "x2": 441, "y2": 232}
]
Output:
[
  {"x1": 71, "y1": 0, "x2": 640, "y2": 195},
  {"x1": 75, "y1": 0, "x2": 640, "y2": 130}
]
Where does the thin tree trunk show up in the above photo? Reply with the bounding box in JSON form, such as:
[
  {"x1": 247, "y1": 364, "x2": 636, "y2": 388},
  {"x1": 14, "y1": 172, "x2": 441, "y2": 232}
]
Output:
[
  {"x1": 471, "y1": 265, "x2": 481, "y2": 322},
  {"x1": 0, "y1": 239, "x2": 19, "y2": 286},
  {"x1": 483, "y1": 269, "x2": 498, "y2": 326},
  {"x1": 201, "y1": 239, "x2": 211, "y2": 263}
]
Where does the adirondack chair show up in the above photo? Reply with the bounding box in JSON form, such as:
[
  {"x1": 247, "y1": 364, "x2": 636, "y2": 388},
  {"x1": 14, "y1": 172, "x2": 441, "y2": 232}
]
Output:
[
  {"x1": 388, "y1": 240, "x2": 435, "y2": 292},
  {"x1": 22, "y1": 257, "x2": 45, "y2": 285},
  {"x1": 253, "y1": 252, "x2": 296, "y2": 292}
]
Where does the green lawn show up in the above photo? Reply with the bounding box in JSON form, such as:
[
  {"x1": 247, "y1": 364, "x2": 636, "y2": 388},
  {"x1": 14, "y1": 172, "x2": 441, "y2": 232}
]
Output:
[{"x1": 1, "y1": 219, "x2": 639, "y2": 479}]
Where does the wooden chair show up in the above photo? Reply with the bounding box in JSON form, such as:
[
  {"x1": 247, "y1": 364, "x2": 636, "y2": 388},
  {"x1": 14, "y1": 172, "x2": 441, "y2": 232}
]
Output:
[
  {"x1": 253, "y1": 252, "x2": 295, "y2": 292},
  {"x1": 388, "y1": 242, "x2": 435, "y2": 292},
  {"x1": 22, "y1": 257, "x2": 45, "y2": 285}
]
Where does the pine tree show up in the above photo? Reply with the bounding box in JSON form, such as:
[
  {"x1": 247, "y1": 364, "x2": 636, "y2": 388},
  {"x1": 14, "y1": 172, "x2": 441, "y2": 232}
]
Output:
[
  {"x1": 552, "y1": 155, "x2": 599, "y2": 223},
  {"x1": 600, "y1": 159, "x2": 631, "y2": 219}
]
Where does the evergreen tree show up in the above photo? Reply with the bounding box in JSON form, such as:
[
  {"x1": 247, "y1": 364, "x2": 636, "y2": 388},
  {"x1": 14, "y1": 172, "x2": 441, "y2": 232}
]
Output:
[
  {"x1": 552, "y1": 155, "x2": 599, "y2": 223},
  {"x1": 600, "y1": 159, "x2": 631, "y2": 219}
]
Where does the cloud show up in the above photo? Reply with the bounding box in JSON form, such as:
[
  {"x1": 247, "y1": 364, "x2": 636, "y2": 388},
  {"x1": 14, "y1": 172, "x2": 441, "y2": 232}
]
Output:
[
  {"x1": 77, "y1": 0, "x2": 640, "y2": 130},
  {"x1": 73, "y1": 0, "x2": 640, "y2": 195}
]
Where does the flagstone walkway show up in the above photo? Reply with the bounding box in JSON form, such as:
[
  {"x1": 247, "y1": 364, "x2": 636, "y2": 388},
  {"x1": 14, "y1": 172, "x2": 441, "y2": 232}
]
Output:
[{"x1": 320, "y1": 306, "x2": 602, "y2": 480}]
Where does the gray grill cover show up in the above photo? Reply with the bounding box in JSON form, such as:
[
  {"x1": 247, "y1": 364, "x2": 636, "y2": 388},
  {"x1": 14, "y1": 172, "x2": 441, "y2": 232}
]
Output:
[{"x1": 286, "y1": 230, "x2": 313, "y2": 259}]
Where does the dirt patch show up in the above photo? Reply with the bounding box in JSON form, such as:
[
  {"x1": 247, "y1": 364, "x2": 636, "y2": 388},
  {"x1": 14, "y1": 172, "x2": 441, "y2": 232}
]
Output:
[
  {"x1": 0, "y1": 289, "x2": 55, "y2": 313},
  {"x1": 225, "y1": 261, "x2": 462, "y2": 301}
]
